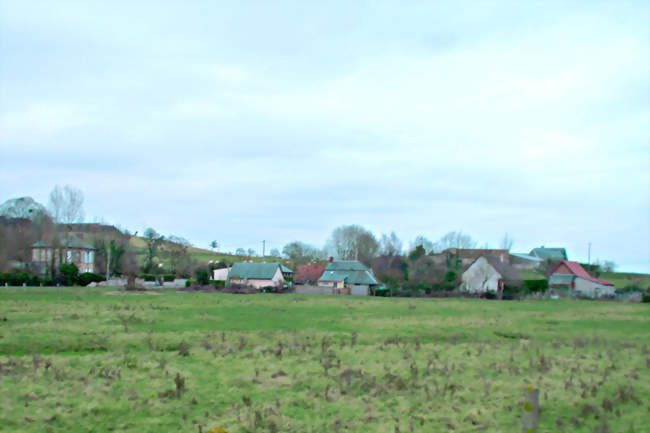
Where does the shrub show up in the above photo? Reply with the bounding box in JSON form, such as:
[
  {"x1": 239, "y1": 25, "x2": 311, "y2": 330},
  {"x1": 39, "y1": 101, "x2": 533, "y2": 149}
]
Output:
[
  {"x1": 58, "y1": 263, "x2": 79, "y2": 286},
  {"x1": 163, "y1": 274, "x2": 175, "y2": 282},
  {"x1": 642, "y1": 293, "x2": 650, "y2": 303},
  {"x1": 0, "y1": 270, "x2": 40, "y2": 286},
  {"x1": 185, "y1": 279, "x2": 197, "y2": 288},
  {"x1": 524, "y1": 279, "x2": 548, "y2": 293},
  {"x1": 78, "y1": 272, "x2": 106, "y2": 286},
  {"x1": 195, "y1": 268, "x2": 210, "y2": 285},
  {"x1": 211, "y1": 280, "x2": 225, "y2": 289},
  {"x1": 138, "y1": 274, "x2": 156, "y2": 282}
]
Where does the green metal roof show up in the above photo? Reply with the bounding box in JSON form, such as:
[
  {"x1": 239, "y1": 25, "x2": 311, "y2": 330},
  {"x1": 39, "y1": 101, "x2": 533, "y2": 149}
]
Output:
[
  {"x1": 32, "y1": 237, "x2": 95, "y2": 249},
  {"x1": 280, "y1": 265, "x2": 293, "y2": 274},
  {"x1": 549, "y1": 274, "x2": 574, "y2": 287},
  {"x1": 530, "y1": 247, "x2": 568, "y2": 261},
  {"x1": 228, "y1": 262, "x2": 282, "y2": 280},
  {"x1": 318, "y1": 261, "x2": 378, "y2": 285}
]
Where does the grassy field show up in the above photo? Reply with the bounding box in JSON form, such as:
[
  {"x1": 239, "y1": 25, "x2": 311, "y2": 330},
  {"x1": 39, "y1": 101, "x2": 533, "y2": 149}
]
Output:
[{"x1": 1, "y1": 288, "x2": 648, "y2": 433}]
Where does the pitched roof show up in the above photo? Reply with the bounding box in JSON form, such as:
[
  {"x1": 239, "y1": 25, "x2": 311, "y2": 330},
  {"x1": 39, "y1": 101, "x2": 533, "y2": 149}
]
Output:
[
  {"x1": 509, "y1": 253, "x2": 544, "y2": 263},
  {"x1": 529, "y1": 247, "x2": 568, "y2": 261},
  {"x1": 550, "y1": 260, "x2": 613, "y2": 286},
  {"x1": 32, "y1": 236, "x2": 95, "y2": 250},
  {"x1": 228, "y1": 262, "x2": 282, "y2": 280},
  {"x1": 479, "y1": 255, "x2": 522, "y2": 282},
  {"x1": 294, "y1": 264, "x2": 326, "y2": 283},
  {"x1": 280, "y1": 265, "x2": 293, "y2": 274},
  {"x1": 549, "y1": 273, "x2": 575, "y2": 287},
  {"x1": 318, "y1": 260, "x2": 378, "y2": 285}
]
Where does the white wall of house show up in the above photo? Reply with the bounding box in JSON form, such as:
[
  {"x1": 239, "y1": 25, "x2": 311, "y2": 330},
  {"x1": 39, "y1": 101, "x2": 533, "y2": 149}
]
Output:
[
  {"x1": 318, "y1": 280, "x2": 345, "y2": 288},
  {"x1": 460, "y1": 257, "x2": 502, "y2": 293},
  {"x1": 212, "y1": 268, "x2": 231, "y2": 281},
  {"x1": 574, "y1": 277, "x2": 616, "y2": 298},
  {"x1": 231, "y1": 268, "x2": 284, "y2": 289},
  {"x1": 350, "y1": 285, "x2": 369, "y2": 296}
]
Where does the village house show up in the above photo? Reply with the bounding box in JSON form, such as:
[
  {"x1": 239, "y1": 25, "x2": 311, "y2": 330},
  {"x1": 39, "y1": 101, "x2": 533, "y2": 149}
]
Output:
[
  {"x1": 227, "y1": 262, "x2": 286, "y2": 289},
  {"x1": 317, "y1": 260, "x2": 378, "y2": 295},
  {"x1": 294, "y1": 264, "x2": 326, "y2": 285},
  {"x1": 31, "y1": 236, "x2": 96, "y2": 275},
  {"x1": 548, "y1": 260, "x2": 615, "y2": 298},
  {"x1": 212, "y1": 267, "x2": 231, "y2": 281},
  {"x1": 509, "y1": 253, "x2": 544, "y2": 269},
  {"x1": 529, "y1": 246, "x2": 568, "y2": 261},
  {"x1": 460, "y1": 255, "x2": 522, "y2": 298},
  {"x1": 443, "y1": 248, "x2": 510, "y2": 267}
]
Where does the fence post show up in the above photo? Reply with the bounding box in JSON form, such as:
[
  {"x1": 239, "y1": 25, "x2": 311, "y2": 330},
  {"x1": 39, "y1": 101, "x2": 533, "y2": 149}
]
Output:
[{"x1": 522, "y1": 385, "x2": 540, "y2": 432}]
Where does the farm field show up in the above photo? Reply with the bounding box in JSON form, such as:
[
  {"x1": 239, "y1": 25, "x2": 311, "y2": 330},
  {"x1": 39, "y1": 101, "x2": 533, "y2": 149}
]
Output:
[{"x1": 0, "y1": 288, "x2": 648, "y2": 433}]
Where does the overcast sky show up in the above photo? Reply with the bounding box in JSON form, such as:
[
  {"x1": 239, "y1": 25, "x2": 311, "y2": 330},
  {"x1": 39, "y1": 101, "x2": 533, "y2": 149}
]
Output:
[{"x1": 1, "y1": 1, "x2": 648, "y2": 271}]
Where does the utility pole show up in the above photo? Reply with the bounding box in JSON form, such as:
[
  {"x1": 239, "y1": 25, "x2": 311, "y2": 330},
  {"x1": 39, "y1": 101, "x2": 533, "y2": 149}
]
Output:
[
  {"x1": 587, "y1": 242, "x2": 591, "y2": 264},
  {"x1": 262, "y1": 240, "x2": 265, "y2": 257}
]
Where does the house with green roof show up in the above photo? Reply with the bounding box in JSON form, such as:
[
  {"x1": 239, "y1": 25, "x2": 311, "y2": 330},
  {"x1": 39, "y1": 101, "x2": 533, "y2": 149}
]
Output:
[
  {"x1": 317, "y1": 260, "x2": 378, "y2": 295},
  {"x1": 31, "y1": 235, "x2": 96, "y2": 275},
  {"x1": 228, "y1": 262, "x2": 286, "y2": 289},
  {"x1": 529, "y1": 246, "x2": 568, "y2": 261}
]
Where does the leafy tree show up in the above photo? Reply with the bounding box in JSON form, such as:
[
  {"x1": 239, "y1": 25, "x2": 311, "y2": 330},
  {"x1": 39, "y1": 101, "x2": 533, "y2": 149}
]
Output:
[
  {"x1": 210, "y1": 240, "x2": 219, "y2": 251},
  {"x1": 408, "y1": 245, "x2": 426, "y2": 261},
  {"x1": 410, "y1": 235, "x2": 435, "y2": 254},
  {"x1": 235, "y1": 248, "x2": 246, "y2": 256},
  {"x1": 58, "y1": 263, "x2": 79, "y2": 286},
  {"x1": 195, "y1": 267, "x2": 210, "y2": 285},
  {"x1": 269, "y1": 248, "x2": 281, "y2": 257},
  {"x1": 143, "y1": 228, "x2": 164, "y2": 272}
]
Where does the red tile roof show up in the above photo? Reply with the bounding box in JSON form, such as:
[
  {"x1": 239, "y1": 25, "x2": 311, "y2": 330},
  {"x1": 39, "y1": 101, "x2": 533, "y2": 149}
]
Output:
[
  {"x1": 294, "y1": 264, "x2": 326, "y2": 284},
  {"x1": 552, "y1": 260, "x2": 614, "y2": 286}
]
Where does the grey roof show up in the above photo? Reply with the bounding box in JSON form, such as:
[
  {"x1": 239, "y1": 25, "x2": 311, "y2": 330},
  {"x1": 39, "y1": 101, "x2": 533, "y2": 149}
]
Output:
[
  {"x1": 318, "y1": 260, "x2": 378, "y2": 285},
  {"x1": 228, "y1": 262, "x2": 282, "y2": 280},
  {"x1": 480, "y1": 256, "x2": 522, "y2": 282},
  {"x1": 529, "y1": 247, "x2": 568, "y2": 261},
  {"x1": 510, "y1": 253, "x2": 544, "y2": 263}
]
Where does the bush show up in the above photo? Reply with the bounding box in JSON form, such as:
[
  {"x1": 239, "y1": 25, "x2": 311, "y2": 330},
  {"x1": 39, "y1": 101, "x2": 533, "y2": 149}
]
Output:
[
  {"x1": 0, "y1": 270, "x2": 40, "y2": 286},
  {"x1": 211, "y1": 280, "x2": 225, "y2": 289},
  {"x1": 642, "y1": 293, "x2": 650, "y2": 303},
  {"x1": 185, "y1": 279, "x2": 197, "y2": 288},
  {"x1": 78, "y1": 272, "x2": 106, "y2": 286},
  {"x1": 524, "y1": 279, "x2": 548, "y2": 293},
  {"x1": 195, "y1": 268, "x2": 209, "y2": 285},
  {"x1": 137, "y1": 274, "x2": 157, "y2": 282},
  {"x1": 58, "y1": 263, "x2": 79, "y2": 286},
  {"x1": 163, "y1": 274, "x2": 175, "y2": 282}
]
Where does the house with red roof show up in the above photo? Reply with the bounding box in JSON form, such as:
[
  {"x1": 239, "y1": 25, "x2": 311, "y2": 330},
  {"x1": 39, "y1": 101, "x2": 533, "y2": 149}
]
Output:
[
  {"x1": 294, "y1": 264, "x2": 326, "y2": 285},
  {"x1": 548, "y1": 260, "x2": 615, "y2": 298}
]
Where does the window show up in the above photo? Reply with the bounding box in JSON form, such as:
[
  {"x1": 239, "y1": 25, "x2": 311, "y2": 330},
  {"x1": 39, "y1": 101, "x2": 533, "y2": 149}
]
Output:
[{"x1": 66, "y1": 250, "x2": 72, "y2": 263}]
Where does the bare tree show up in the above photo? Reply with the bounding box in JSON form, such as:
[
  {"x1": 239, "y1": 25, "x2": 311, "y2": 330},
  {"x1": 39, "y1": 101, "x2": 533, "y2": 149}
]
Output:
[
  {"x1": 500, "y1": 233, "x2": 514, "y2": 251},
  {"x1": 49, "y1": 185, "x2": 85, "y2": 223},
  {"x1": 410, "y1": 235, "x2": 435, "y2": 254},
  {"x1": 282, "y1": 241, "x2": 325, "y2": 265},
  {"x1": 380, "y1": 232, "x2": 402, "y2": 256},
  {"x1": 326, "y1": 225, "x2": 379, "y2": 265},
  {"x1": 432, "y1": 230, "x2": 477, "y2": 252}
]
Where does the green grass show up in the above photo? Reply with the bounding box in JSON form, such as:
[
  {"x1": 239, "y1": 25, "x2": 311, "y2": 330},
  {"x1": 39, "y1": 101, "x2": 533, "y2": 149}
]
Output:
[
  {"x1": 600, "y1": 271, "x2": 650, "y2": 291},
  {"x1": 1, "y1": 287, "x2": 649, "y2": 433}
]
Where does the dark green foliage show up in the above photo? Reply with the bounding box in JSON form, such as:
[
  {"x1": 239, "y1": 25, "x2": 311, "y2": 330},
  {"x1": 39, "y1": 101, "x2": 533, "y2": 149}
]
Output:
[
  {"x1": 185, "y1": 279, "x2": 196, "y2": 288},
  {"x1": 408, "y1": 245, "x2": 426, "y2": 261},
  {"x1": 195, "y1": 268, "x2": 209, "y2": 285},
  {"x1": 138, "y1": 274, "x2": 156, "y2": 282},
  {"x1": 163, "y1": 274, "x2": 175, "y2": 282},
  {"x1": 211, "y1": 280, "x2": 225, "y2": 289},
  {"x1": 524, "y1": 279, "x2": 548, "y2": 293},
  {"x1": 642, "y1": 293, "x2": 650, "y2": 303},
  {"x1": 444, "y1": 270, "x2": 457, "y2": 282},
  {"x1": 0, "y1": 269, "x2": 40, "y2": 286},
  {"x1": 77, "y1": 272, "x2": 106, "y2": 286},
  {"x1": 58, "y1": 263, "x2": 79, "y2": 286}
]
